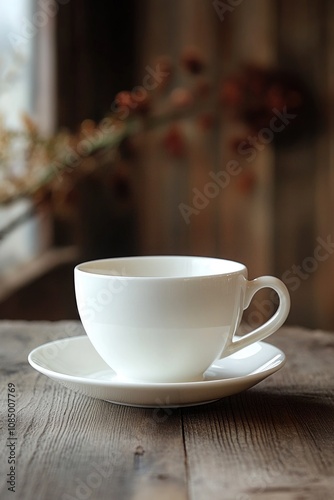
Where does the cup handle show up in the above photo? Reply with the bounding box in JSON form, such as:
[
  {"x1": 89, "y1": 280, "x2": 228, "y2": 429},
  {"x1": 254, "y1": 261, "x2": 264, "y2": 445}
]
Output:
[{"x1": 223, "y1": 276, "x2": 290, "y2": 357}]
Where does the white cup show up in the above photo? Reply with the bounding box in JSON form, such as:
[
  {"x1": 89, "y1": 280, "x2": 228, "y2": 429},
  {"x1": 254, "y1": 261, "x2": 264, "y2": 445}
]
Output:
[{"x1": 74, "y1": 255, "x2": 290, "y2": 383}]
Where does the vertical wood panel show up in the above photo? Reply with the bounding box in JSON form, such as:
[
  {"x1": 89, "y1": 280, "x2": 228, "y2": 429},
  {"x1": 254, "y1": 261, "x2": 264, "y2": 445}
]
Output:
[
  {"x1": 178, "y1": 0, "x2": 219, "y2": 256},
  {"x1": 314, "y1": 0, "x2": 334, "y2": 329},
  {"x1": 135, "y1": 0, "x2": 219, "y2": 256},
  {"x1": 275, "y1": 0, "x2": 328, "y2": 328},
  {"x1": 217, "y1": 0, "x2": 276, "y2": 277},
  {"x1": 134, "y1": 0, "x2": 180, "y2": 255}
]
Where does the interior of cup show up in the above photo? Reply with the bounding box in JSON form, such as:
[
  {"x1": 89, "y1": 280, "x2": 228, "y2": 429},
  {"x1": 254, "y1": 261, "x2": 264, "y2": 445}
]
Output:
[{"x1": 76, "y1": 256, "x2": 246, "y2": 278}]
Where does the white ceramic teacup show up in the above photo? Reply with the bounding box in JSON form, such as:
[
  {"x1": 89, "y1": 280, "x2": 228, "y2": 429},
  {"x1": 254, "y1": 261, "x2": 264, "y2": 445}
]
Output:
[{"x1": 74, "y1": 255, "x2": 290, "y2": 383}]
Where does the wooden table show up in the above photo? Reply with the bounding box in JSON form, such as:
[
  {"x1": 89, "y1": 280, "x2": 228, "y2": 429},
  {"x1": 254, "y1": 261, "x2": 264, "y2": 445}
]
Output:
[{"x1": 0, "y1": 321, "x2": 333, "y2": 500}]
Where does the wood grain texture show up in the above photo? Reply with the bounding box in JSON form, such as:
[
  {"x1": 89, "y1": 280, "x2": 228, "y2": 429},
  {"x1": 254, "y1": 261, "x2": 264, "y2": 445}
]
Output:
[{"x1": 0, "y1": 321, "x2": 334, "y2": 500}]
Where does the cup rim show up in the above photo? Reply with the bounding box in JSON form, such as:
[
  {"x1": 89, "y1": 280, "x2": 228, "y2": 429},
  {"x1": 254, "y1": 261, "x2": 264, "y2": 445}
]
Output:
[{"x1": 74, "y1": 255, "x2": 247, "y2": 280}]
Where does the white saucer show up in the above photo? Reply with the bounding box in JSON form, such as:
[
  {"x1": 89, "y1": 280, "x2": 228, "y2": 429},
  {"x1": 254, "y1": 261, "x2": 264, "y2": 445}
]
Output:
[{"x1": 28, "y1": 336, "x2": 286, "y2": 408}]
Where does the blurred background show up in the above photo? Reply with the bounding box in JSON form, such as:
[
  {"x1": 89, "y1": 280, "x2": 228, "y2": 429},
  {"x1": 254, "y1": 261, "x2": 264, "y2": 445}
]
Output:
[{"x1": 0, "y1": 0, "x2": 333, "y2": 329}]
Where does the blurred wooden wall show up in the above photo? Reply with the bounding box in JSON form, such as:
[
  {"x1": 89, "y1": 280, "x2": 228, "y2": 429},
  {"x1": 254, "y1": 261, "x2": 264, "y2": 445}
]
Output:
[
  {"x1": 274, "y1": 0, "x2": 333, "y2": 329},
  {"x1": 133, "y1": 0, "x2": 334, "y2": 330}
]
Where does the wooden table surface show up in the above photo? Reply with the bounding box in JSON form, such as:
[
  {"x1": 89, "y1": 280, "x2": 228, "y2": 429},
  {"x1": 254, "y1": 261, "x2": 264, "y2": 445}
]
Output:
[{"x1": 0, "y1": 321, "x2": 333, "y2": 500}]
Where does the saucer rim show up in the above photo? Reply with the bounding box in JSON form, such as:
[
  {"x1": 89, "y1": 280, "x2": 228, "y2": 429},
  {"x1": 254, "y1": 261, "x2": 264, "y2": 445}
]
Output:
[{"x1": 28, "y1": 335, "x2": 286, "y2": 389}]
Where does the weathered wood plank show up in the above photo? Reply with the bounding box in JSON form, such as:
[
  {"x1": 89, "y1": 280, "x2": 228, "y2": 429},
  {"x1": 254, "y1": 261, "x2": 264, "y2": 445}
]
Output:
[
  {"x1": 0, "y1": 321, "x2": 188, "y2": 500},
  {"x1": 182, "y1": 326, "x2": 334, "y2": 499},
  {"x1": 0, "y1": 322, "x2": 334, "y2": 500}
]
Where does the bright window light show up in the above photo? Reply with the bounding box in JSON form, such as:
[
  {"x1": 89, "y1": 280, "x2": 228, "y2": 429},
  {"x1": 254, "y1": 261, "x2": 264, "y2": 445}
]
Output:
[{"x1": 0, "y1": 1, "x2": 35, "y2": 129}]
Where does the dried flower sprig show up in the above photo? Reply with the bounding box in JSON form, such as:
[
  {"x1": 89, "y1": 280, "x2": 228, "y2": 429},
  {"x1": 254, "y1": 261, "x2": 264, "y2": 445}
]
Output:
[
  {"x1": 0, "y1": 57, "x2": 316, "y2": 208},
  {"x1": 0, "y1": 115, "x2": 133, "y2": 205}
]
